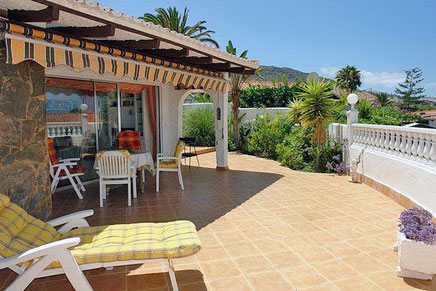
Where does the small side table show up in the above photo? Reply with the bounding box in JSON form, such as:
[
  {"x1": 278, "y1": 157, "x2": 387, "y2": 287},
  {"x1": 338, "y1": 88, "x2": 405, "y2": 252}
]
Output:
[{"x1": 180, "y1": 137, "x2": 200, "y2": 167}]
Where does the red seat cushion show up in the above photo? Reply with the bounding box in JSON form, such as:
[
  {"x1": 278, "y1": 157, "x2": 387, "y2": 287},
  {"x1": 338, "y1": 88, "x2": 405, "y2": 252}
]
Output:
[{"x1": 118, "y1": 131, "x2": 141, "y2": 151}]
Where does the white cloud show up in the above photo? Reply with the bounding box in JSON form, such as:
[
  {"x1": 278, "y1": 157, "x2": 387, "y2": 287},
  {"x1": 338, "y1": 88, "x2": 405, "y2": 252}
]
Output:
[{"x1": 319, "y1": 66, "x2": 405, "y2": 88}]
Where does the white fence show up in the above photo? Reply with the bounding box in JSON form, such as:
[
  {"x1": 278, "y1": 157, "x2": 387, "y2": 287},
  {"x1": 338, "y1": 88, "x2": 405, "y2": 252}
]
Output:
[
  {"x1": 183, "y1": 103, "x2": 290, "y2": 124},
  {"x1": 330, "y1": 122, "x2": 436, "y2": 215},
  {"x1": 351, "y1": 124, "x2": 436, "y2": 165}
]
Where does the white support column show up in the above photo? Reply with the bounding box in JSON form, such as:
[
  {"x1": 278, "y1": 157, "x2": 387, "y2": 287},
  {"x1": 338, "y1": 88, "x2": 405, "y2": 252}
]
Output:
[{"x1": 212, "y1": 89, "x2": 229, "y2": 169}]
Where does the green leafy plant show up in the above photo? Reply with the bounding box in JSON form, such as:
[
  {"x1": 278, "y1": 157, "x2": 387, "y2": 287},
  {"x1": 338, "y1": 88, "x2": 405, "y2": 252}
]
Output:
[
  {"x1": 140, "y1": 7, "x2": 219, "y2": 47},
  {"x1": 182, "y1": 107, "x2": 215, "y2": 146},
  {"x1": 244, "y1": 113, "x2": 293, "y2": 159},
  {"x1": 375, "y1": 92, "x2": 393, "y2": 107},
  {"x1": 335, "y1": 66, "x2": 362, "y2": 93},
  {"x1": 357, "y1": 99, "x2": 372, "y2": 120},
  {"x1": 298, "y1": 78, "x2": 336, "y2": 172}
]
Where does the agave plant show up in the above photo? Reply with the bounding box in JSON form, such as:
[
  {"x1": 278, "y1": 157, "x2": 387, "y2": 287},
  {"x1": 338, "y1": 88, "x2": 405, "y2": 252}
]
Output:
[{"x1": 140, "y1": 7, "x2": 219, "y2": 48}]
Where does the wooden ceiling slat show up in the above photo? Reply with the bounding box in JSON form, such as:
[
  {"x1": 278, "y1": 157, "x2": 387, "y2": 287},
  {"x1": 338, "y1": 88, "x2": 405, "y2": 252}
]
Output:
[
  {"x1": 173, "y1": 56, "x2": 213, "y2": 65},
  {"x1": 141, "y1": 48, "x2": 189, "y2": 58},
  {"x1": 205, "y1": 63, "x2": 231, "y2": 70},
  {"x1": 51, "y1": 24, "x2": 116, "y2": 37},
  {"x1": 100, "y1": 39, "x2": 160, "y2": 50},
  {"x1": 8, "y1": 5, "x2": 59, "y2": 22}
]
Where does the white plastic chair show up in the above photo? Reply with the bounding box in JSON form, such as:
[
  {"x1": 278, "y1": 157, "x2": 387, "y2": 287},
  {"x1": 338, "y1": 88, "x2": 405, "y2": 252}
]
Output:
[
  {"x1": 97, "y1": 151, "x2": 137, "y2": 207},
  {"x1": 156, "y1": 141, "x2": 185, "y2": 192},
  {"x1": 48, "y1": 138, "x2": 86, "y2": 199}
]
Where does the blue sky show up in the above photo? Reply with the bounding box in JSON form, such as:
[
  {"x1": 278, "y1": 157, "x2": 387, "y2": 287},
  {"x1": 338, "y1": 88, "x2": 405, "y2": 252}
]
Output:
[{"x1": 99, "y1": 0, "x2": 436, "y2": 96}]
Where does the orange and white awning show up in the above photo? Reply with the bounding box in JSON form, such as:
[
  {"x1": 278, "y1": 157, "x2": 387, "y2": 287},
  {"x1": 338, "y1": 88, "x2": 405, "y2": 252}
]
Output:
[{"x1": 2, "y1": 22, "x2": 226, "y2": 92}]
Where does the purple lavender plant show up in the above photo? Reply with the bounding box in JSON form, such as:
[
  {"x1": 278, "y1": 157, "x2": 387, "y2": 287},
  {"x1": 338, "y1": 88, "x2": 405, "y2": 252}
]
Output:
[{"x1": 399, "y1": 208, "x2": 436, "y2": 245}]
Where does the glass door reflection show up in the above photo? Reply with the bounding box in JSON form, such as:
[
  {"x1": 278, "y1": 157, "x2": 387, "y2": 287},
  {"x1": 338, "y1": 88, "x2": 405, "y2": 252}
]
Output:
[{"x1": 95, "y1": 82, "x2": 119, "y2": 151}]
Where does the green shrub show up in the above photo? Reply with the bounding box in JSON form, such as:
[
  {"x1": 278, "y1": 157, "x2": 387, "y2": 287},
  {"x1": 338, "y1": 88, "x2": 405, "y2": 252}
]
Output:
[
  {"x1": 183, "y1": 107, "x2": 215, "y2": 146},
  {"x1": 244, "y1": 113, "x2": 293, "y2": 159},
  {"x1": 276, "y1": 126, "x2": 312, "y2": 170},
  {"x1": 240, "y1": 83, "x2": 301, "y2": 108}
]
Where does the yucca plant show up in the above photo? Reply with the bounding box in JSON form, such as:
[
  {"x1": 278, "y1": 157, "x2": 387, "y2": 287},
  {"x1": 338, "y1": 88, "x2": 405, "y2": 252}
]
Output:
[
  {"x1": 375, "y1": 92, "x2": 393, "y2": 107},
  {"x1": 298, "y1": 78, "x2": 336, "y2": 172},
  {"x1": 183, "y1": 107, "x2": 215, "y2": 146},
  {"x1": 140, "y1": 7, "x2": 219, "y2": 47}
]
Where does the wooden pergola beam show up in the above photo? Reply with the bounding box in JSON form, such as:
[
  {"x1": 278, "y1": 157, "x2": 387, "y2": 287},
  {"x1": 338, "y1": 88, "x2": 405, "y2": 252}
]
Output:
[
  {"x1": 51, "y1": 24, "x2": 116, "y2": 37},
  {"x1": 141, "y1": 48, "x2": 189, "y2": 58},
  {"x1": 173, "y1": 56, "x2": 213, "y2": 65},
  {"x1": 205, "y1": 63, "x2": 231, "y2": 70},
  {"x1": 100, "y1": 39, "x2": 160, "y2": 50},
  {"x1": 8, "y1": 5, "x2": 59, "y2": 23}
]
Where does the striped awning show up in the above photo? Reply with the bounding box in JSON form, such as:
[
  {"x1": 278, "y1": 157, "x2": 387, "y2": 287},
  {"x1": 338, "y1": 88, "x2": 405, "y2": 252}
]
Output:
[{"x1": 1, "y1": 22, "x2": 226, "y2": 92}]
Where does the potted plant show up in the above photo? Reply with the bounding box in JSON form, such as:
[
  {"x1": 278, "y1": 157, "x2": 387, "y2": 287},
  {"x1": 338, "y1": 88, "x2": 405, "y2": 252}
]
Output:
[{"x1": 394, "y1": 208, "x2": 436, "y2": 280}]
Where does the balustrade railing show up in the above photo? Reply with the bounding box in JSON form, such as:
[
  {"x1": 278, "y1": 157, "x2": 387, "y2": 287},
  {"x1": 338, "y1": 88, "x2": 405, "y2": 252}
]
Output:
[
  {"x1": 351, "y1": 124, "x2": 436, "y2": 164},
  {"x1": 47, "y1": 123, "x2": 83, "y2": 137}
]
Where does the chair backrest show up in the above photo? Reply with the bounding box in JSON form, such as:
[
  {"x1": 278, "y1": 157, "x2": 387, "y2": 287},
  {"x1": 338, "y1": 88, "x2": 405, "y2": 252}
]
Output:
[
  {"x1": 174, "y1": 140, "x2": 185, "y2": 165},
  {"x1": 0, "y1": 193, "x2": 61, "y2": 266},
  {"x1": 47, "y1": 138, "x2": 59, "y2": 165},
  {"x1": 97, "y1": 150, "x2": 131, "y2": 178},
  {"x1": 118, "y1": 131, "x2": 141, "y2": 151}
]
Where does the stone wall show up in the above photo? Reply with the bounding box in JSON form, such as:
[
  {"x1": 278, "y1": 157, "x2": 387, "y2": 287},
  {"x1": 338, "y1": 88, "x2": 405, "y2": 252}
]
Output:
[{"x1": 0, "y1": 38, "x2": 52, "y2": 219}]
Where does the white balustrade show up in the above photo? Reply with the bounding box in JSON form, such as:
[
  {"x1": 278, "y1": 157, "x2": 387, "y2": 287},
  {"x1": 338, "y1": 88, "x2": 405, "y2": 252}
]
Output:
[
  {"x1": 351, "y1": 124, "x2": 436, "y2": 164},
  {"x1": 47, "y1": 123, "x2": 83, "y2": 137}
]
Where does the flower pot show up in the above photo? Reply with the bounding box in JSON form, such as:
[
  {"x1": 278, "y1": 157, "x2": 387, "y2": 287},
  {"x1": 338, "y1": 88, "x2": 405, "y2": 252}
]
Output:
[{"x1": 395, "y1": 231, "x2": 436, "y2": 280}]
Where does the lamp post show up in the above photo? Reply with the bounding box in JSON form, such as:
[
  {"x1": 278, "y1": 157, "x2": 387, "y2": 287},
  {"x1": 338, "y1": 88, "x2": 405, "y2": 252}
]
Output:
[{"x1": 346, "y1": 93, "x2": 359, "y2": 182}]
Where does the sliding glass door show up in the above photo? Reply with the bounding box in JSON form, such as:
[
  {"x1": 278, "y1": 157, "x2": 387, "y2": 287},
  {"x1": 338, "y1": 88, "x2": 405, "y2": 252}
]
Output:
[{"x1": 95, "y1": 82, "x2": 119, "y2": 151}]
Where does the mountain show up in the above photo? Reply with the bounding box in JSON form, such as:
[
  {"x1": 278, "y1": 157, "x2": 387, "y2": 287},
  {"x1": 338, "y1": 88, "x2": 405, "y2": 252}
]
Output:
[{"x1": 250, "y1": 65, "x2": 315, "y2": 82}]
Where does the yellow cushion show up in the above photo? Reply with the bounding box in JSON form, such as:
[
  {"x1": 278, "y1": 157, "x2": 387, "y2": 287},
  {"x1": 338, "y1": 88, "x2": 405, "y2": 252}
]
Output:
[
  {"x1": 159, "y1": 161, "x2": 178, "y2": 169},
  {"x1": 52, "y1": 220, "x2": 201, "y2": 268},
  {"x1": 173, "y1": 141, "x2": 184, "y2": 165},
  {"x1": 0, "y1": 193, "x2": 61, "y2": 266}
]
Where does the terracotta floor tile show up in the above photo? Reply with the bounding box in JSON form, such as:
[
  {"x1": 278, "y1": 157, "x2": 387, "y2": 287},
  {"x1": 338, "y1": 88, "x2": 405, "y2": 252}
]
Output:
[
  {"x1": 324, "y1": 241, "x2": 361, "y2": 258},
  {"x1": 199, "y1": 259, "x2": 241, "y2": 281},
  {"x1": 214, "y1": 230, "x2": 247, "y2": 245},
  {"x1": 334, "y1": 276, "x2": 383, "y2": 290},
  {"x1": 281, "y1": 265, "x2": 328, "y2": 289},
  {"x1": 291, "y1": 244, "x2": 335, "y2": 263},
  {"x1": 224, "y1": 241, "x2": 260, "y2": 258},
  {"x1": 264, "y1": 250, "x2": 305, "y2": 269},
  {"x1": 36, "y1": 152, "x2": 435, "y2": 291},
  {"x1": 234, "y1": 255, "x2": 275, "y2": 275},
  {"x1": 313, "y1": 259, "x2": 360, "y2": 282},
  {"x1": 246, "y1": 271, "x2": 294, "y2": 290},
  {"x1": 252, "y1": 238, "x2": 290, "y2": 254},
  {"x1": 209, "y1": 276, "x2": 252, "y2": 291},
  {"x1": 196, "y1": 245, "x2": 230, "y2": 262},
  {"x1": 342, "y1": 253, "x2": 388, "y2": 275}
]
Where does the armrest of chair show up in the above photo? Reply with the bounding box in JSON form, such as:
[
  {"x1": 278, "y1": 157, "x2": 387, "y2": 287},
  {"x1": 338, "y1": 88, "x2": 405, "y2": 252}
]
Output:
[
  {"x1": 52, "y1": 162, "x2": 78, "y2": 168},
  {"x1": 47, "y1": 210, "x2": 94, "y2": 233},
  {"x1": 0, "y1": 238, "x2": 80, "y2": 269},
  {"x1": 157, "y1": 156, "x2": 180, "y2": 161},
  {"x1": 59, "y1": 158, "x2": 81, "y2": 163}
]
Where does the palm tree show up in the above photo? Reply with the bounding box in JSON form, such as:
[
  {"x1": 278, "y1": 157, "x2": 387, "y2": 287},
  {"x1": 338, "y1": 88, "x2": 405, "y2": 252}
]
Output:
[
  {"x1": 226, "y1": 41, "x2": 250, "y2": 146},
  {"x1": 140, "y1": 7, "x2": 219, "y2": 48},
  {"x1": 375, "y1": 92, "x2": 393, "y2": 107},
  {"x1": 298, "y1": 78, "x2": 336, "y2": 172},
  {"x1": 335, "y1": 66, "x2": 362, "y2": 93}
]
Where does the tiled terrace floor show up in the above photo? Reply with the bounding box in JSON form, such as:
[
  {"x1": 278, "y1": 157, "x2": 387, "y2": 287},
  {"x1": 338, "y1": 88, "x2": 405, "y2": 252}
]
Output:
[{"x1": 2, "y1": 152, "x2": 435, "y2": 290}]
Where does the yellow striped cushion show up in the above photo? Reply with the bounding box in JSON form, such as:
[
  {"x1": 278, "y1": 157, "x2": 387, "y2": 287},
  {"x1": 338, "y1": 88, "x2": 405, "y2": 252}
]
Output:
[
  {"x1": 158, "y1": 161, "x2": 178, "y2": 169},
  {"x1": 52, "y1": 220, "x2": 201, "y2": 268},
  {"x1": 0, "y1": 193, "x2": 61, "y2": 265},
  {"x1": 173, "y1": 141, "x2": 184, "y2": 165}
]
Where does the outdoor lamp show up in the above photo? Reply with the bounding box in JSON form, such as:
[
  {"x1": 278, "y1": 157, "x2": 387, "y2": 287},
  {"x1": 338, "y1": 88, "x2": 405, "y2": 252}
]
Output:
[{"x1": 347, "y1": 93, "x2": 359, "y2": 110}]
